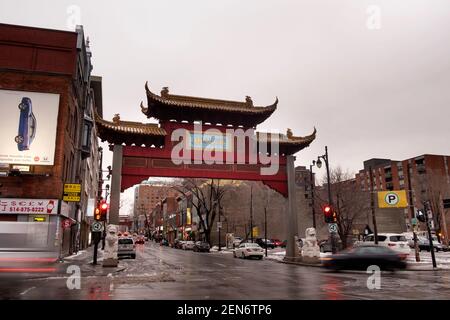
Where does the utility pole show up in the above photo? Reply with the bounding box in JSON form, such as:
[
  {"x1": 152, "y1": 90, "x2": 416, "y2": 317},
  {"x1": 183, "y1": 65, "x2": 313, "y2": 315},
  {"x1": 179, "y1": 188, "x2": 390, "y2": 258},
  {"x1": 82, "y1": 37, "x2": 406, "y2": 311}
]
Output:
[
  {"x1": 407, "y1": 162, "x2": 420, "y2": 261},
  {"x1": 423, "y1": 201, "x2": 437, "y2": 268},
  {"x1": 218, "y1": 201, "x2": 221, "y2": 251},
  {"x1": 250, "y1": 185, "x2": 254, "y2": 243},
  {"x1": 264, "y1": 206, "x2": 268, "y2": 257},
  {"x1": 439, "y1": 193, "x2": 448, "y2": 245},
  {"x1": 369, "y1": 166, "x2": 379, "y2": 245},
  {"x1": 316, "y1": 146, "x2": 336, "y2": 253}
]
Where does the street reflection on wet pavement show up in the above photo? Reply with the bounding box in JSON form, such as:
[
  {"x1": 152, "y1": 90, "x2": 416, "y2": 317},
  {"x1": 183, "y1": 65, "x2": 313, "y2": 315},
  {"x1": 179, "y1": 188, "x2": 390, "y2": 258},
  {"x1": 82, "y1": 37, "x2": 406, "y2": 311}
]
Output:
[{"x1": 1, "y1": 242, "x2": 450, "y2": 300}]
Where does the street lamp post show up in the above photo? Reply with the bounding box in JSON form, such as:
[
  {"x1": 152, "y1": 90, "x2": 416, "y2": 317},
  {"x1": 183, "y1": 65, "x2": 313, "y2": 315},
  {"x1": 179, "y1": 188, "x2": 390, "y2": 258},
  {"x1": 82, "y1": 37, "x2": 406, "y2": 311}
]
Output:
[
  {"x1": 310, "y1": 162, "x2": 316, "y2": 229},
  {"x1": 316, "y1": 146, "x2": 336, "y2": 254}
]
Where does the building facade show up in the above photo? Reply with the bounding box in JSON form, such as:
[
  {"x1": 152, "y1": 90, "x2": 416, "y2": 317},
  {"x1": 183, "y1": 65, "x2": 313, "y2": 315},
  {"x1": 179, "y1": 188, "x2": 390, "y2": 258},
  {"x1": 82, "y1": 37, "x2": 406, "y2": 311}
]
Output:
[
  {"x1": 355, "y1": 154, "x2": 450, "y2": 240},
  {"x1": 0, "y1": 23, "x2": 102, "y2": 257}
]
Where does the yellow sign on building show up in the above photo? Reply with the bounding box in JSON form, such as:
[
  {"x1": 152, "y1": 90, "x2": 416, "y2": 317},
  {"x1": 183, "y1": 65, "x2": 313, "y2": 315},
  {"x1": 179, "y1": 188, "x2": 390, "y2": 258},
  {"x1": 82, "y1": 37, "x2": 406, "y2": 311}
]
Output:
[
  {"x1": 377, "y1": 190, "x2": 408, "y2": 208},
  {"x1": 252, "y1": 226, "x2": 259, "y2": 237}
]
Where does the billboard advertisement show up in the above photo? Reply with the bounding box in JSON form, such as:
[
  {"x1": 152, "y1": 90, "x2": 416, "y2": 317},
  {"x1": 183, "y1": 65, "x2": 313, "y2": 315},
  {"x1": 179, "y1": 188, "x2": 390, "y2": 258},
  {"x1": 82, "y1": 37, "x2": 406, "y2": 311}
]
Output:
[{"x1": 0, "y1": 89, "x2": 60, "y2": 166}]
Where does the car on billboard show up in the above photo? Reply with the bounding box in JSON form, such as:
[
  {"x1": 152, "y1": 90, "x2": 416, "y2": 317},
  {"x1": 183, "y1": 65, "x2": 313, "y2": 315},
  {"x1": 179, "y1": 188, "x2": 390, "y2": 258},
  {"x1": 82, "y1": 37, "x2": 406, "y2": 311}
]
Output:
[{"x1": 15, "y1": 97, "x2": 37, "y2": 151}]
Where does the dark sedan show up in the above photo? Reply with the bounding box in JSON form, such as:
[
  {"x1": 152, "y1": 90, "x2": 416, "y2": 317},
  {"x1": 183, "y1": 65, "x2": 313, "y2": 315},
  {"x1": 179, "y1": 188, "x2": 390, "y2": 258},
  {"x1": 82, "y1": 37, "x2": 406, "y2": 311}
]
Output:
[
  {"x1": 256, "y1": 238, "x2": 275, "y2": 249},
  {"x1": 321, "y1": 245, "x2": 407, "y2": 271},
  {"x1": 193, "y1": 241, "x2": 210, "y2": 252}
]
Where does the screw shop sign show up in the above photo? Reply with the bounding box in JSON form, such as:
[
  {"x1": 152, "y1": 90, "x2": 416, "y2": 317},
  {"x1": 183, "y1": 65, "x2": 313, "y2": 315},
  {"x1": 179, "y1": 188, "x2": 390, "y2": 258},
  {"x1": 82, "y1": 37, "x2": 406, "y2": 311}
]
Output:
[
  {"x1": 0, "y1": 198, "x2": 58, "y2": 214},
  {"x1": 377, "y1": 190, "x2": 408, "y2": 208}
]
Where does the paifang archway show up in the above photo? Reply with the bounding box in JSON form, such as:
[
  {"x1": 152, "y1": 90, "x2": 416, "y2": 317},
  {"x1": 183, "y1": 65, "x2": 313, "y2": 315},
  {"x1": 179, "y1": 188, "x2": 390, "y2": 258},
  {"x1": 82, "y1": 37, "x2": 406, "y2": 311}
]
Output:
[{"x1": 96, "y1": 82, "x2": 316, "y2": 260}]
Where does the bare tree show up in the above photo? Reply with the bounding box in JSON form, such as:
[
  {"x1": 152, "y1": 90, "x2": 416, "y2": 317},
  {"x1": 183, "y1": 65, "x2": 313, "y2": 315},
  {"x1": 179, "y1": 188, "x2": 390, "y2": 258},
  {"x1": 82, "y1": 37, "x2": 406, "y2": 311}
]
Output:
[
  {"x1": 173, "y1": 178, "x2": 228, "y2": 245},
  {"x1": 316, "y1": 166, "x2": 370, "y2": 248},
  {"x1": 415, "y1": 168, "x2": 450, "y2": 240}
]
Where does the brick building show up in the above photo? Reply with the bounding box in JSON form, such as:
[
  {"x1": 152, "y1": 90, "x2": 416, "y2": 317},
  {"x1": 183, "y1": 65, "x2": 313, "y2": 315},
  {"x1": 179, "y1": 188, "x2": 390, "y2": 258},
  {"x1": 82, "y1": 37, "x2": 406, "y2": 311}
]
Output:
[
  {"x1": 355, "y1": 154, "x2": 450, "y2": 239},
  {"x1": 0, "y1": 23, "x2": 102, "y2": 257},
  {"x1": 133, "y1": 182, "x2": 180, "y2": 233}
]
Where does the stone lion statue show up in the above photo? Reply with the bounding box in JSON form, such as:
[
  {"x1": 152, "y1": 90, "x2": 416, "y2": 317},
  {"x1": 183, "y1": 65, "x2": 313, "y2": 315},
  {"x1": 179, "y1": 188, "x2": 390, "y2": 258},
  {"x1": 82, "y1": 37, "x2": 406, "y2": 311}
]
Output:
[
  {"x1": 301, "y1": 227, "x2": 320, "y2": 258},
  {"x1": 104, "y1": 224, "x2": 119, "y2": 260}
]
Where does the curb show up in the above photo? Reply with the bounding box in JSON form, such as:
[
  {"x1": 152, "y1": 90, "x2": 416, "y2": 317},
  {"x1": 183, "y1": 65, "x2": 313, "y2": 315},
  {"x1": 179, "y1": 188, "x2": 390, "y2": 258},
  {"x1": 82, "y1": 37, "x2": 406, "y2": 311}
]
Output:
[{"x1": 278, "y1": 260, "x2": 322, "y2": 267}]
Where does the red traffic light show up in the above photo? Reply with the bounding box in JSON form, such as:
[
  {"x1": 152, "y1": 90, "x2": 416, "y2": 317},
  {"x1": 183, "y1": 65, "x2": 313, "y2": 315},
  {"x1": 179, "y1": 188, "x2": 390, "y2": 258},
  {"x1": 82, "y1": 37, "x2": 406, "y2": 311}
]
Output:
[
  {"x1": 101, "y1": 202, "x2": 108, "y2": 210},
  {"x1": 323, "y1": 205, "x2": 336, "y2": 223}
]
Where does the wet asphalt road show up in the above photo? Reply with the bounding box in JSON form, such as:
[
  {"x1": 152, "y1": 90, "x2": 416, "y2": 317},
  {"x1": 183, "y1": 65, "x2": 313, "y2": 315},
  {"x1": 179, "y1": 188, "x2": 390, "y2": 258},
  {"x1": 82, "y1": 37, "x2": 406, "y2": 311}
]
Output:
[{"x1": 1, "y1": 242, "x2": 450, "y2": 300}]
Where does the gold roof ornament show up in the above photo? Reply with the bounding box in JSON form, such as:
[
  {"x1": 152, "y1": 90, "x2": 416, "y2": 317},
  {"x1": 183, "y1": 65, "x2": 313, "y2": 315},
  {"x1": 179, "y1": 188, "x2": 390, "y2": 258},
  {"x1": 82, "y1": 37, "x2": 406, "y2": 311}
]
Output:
[
  {"x1": 286, "y1": 128, "x2": 293, "y2": 139},
  {"x1": 245, "y1": 96, "x2": 253, "y2": 107},
  {"x1": 161, "y1": 87, "x2": 169, "y2": 98},
  {"x1": 112, "y1": 113, "x2": 120, "y2": 124}
]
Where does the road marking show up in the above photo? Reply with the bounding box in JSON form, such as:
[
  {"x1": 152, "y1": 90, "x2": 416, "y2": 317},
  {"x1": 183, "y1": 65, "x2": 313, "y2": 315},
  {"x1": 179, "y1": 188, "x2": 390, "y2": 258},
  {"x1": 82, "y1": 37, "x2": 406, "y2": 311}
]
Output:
[
  {"x1": 20, "y1": 286, "x2": 36, "y2": 296},
  {"x1": 214, "y1": 263, "x2": 227, "y2": 268}
]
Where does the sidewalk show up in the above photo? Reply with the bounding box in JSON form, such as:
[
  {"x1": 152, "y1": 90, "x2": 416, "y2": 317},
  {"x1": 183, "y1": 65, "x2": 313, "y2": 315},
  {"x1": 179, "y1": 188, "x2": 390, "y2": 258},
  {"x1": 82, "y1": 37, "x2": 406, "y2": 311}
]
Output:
[{"x1": 63, "y1": 246, "x2": 126, "y2": 276}]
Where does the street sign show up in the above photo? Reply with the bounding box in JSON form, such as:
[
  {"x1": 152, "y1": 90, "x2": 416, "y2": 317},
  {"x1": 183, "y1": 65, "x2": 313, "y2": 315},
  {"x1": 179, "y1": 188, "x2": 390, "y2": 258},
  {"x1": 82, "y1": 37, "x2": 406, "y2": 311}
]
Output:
[
  {"x1": 411, "y1": 217, "x2": 418, "y2": 226},
  {"x1": 377, "y1": 190, "x2": 408, "y2": 208},
  {"x1": 91, "y1": 221, "x2": 104, "y2": 232},
  {"x1": 64, "y1": 184, "x2": 81, "y2": 193},
  {"x1": 328, "y1": 223, "x2": 338, "y2": 233},
  {"x1": 217, "y1": 222, "x2": 222, "y2": 229},
  {"x1": 63, "y1": 183, "x2": 81, "y2": 202}
]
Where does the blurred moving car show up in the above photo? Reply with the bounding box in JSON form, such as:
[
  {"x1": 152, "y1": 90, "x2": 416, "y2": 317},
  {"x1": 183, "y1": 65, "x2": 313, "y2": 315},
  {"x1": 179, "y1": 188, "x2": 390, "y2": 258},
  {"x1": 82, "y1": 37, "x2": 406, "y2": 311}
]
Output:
[
  {"x1": 271, "y1": 239, "x2": 283, "y2": 247},
  {"x1": 118, "y1": 237, "x2": 136, "y2": 259},
  {"x1": 182, "y1": 240, "x2": 195, "y2": 250},
  {"x1": 256, "y1": 238, "x2": 275, "y2": 249},
  {"x1": 15, "y1": 97, "x2": 37, "y2": 151},
  {"x1": 193, "y1": 241, "x2": 210, "y2": 252},
  {"x1": 364, "y1": 233, "x2": 411, "y2": 257},
  {"x1": 233, "y1": 242, "x2": 264, "y2": 260},
  {"x1": 321, "y1": 244, "x2": 407, "y2": 271}
]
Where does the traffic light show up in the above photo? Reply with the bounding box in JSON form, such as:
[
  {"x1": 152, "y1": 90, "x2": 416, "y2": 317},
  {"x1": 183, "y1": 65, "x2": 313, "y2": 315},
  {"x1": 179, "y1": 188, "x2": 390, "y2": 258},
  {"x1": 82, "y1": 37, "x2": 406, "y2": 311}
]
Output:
[
  {"x1": 94, "y1": 207, "x2": 101, "y2": 221},
  {"x1": 416, "y1": 210, "x2": 426, "y2": 223},
  {"x1": 323, "y1": 205, "x2": 338, "y2": 223},
  {"x1": 95, "y1": 200, "x2": 108, "y2": 221}
]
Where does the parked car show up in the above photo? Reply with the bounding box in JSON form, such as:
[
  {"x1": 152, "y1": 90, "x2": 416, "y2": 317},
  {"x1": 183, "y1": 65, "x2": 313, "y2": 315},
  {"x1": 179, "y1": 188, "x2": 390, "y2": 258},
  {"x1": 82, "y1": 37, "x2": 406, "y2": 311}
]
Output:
[
  {"x1": 182, "y1": 241, "x2": 196, "y2": 250},
  {"x1": 135, "y1": 235, "x2": 145, "y2": 244},
  {"x1": 173, "y1": 239, "x2": 184, "y2": 249},
  {"x1": 233, "y1": 237, "x2": 243, "y2": 248},
  {"x1": 364, "y1": 233, "x2": 411, "y2": 257},
  {"x1": 321, "y1": 244, "x2": 407, "y2": 271},
  {"x1": 15, "y1": 97, "x2": 37, "y2": 151},
  {"x1": 160, "y1": 239, "x2": 169, "y2": 246},
  {"x1": 271, "y1": 239, "x2": 283, "y2": 247},
  {"x1": 280, "y1": 239, "x2": 304, "y2": 248},
  {"x1": 233, "y1": 242, "x2": 264, "y2": 260},
  {"x1": 118, "y1": 237, "x2": 136, "y2": 259},
  {"x1": 193, "y1": 241, "x2": 210, "y2": 252},
  {"x1": 415, "y1": 236, "x2": 446, "y2": 252},
  {"x1": 255, "y1": 238, "x2": 275, "y2": 249},
  {"x1": 319, "y1": 239, "x2": 343, "y2": 253}
]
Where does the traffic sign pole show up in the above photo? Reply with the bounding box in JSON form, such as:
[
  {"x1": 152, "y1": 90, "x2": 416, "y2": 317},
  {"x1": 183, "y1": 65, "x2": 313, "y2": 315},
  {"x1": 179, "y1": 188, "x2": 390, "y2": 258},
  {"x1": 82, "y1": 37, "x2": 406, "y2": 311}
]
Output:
[{"x1": 423, "y1": 202, "x2": 437, "y2": 268}]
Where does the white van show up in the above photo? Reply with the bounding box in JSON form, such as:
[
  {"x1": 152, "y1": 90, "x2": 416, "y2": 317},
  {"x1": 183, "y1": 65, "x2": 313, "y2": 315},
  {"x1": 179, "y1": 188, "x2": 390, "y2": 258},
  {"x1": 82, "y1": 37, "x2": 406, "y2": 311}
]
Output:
[{"x1": 364, "y1": 233, "x2": 411, "y2": 256}]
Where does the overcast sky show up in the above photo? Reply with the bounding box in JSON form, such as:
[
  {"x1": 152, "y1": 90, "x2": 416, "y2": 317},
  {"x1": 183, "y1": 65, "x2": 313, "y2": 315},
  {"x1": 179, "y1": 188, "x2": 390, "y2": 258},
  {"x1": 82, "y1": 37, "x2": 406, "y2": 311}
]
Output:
[{"x1": 2, "y1": 0, "x2": 450, "y2": 184}]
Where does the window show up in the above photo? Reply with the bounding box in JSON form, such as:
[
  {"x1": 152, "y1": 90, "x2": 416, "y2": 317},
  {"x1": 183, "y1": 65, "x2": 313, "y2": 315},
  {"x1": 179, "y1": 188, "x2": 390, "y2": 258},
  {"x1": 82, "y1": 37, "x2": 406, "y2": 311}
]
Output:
[{"x1": 390, "y1": 236, "x2": 406, "y2": 242}]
